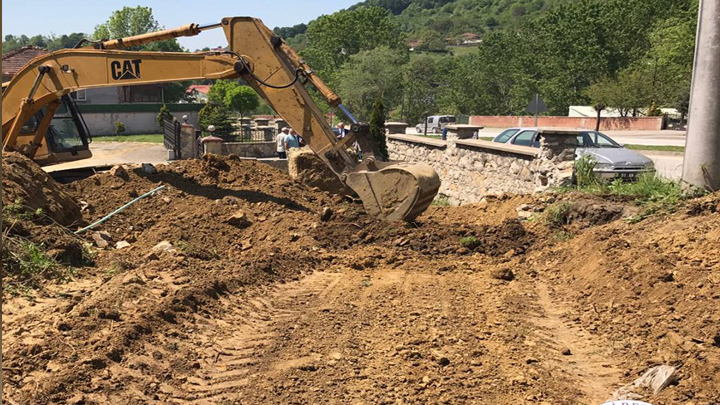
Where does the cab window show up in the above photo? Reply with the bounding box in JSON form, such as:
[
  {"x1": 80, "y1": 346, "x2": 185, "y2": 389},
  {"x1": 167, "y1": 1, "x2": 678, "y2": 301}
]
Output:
[
  {"x1": 594, "y1": 132, "x2": 620, "y2": 148},
  {"x1": 494, "y1": 129, "x2": 519, "y2": 143},
  {"x1": 512, "y1": 130, "x2": 536, "y2": 147}
]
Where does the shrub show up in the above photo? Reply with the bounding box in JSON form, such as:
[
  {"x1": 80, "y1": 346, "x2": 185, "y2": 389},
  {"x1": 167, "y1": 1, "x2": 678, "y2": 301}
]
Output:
[
  {"x1": 157, "y1": 104, "x2": 173, "y2": 127},
  {"x1": 198, "y1": 103, "x2": 235, "y2": 140},
  {"x1": 460, "y1": 236, "x2": 480, "y2": 249},
  {"x1": 574, "y1": 155, "x2": 598, "y2": 188},
  {"x1": 114, "y1": 121, "x2": 126, "y2": 135},
  {"x1": 369, "y1": 97, "x2": 389, "y2": 160},
  {"x1": 543, "y1": 202, "x2": 572, "y2": 228}
]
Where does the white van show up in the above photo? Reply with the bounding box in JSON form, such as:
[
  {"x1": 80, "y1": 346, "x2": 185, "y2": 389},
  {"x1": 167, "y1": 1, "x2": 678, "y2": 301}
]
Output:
[{"x1": 415, "y1": 115, "x2": 456, "y2": 134}]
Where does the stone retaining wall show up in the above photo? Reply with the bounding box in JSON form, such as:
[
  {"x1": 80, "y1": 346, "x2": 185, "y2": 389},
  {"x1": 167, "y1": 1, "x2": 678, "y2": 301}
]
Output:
[
  {"x1": 387, "y1": 130, "x2": 576, "y2": 205},
  {"x1": 219, "y1": 142, "x2": 276, "y2": 158}
]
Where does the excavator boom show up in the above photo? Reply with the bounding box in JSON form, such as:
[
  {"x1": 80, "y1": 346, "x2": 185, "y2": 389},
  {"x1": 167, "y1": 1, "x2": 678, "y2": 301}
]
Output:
[{"x1": 1, "y1": 16, "x2": 440, "y2": 221}]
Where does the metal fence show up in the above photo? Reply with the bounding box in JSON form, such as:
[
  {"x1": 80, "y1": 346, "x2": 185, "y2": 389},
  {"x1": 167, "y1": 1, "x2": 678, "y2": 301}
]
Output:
[{"x1": 226, "y1": 125, "x2": 277, "y2": 143}]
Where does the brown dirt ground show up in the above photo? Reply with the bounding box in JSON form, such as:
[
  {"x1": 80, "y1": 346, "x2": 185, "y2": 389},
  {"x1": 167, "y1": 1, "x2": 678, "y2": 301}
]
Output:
[{"x1": 2, "y1": 153, "x2": 719, "y2": 405}]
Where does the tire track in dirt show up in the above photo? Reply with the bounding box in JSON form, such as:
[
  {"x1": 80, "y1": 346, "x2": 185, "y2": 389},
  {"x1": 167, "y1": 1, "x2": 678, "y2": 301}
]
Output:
[
  {"x1": 161, "y1": 271, "x2": 342, "y2": 404},
  {"x1": 533, "y1": 281, "x2": 623, "y2": 404}
]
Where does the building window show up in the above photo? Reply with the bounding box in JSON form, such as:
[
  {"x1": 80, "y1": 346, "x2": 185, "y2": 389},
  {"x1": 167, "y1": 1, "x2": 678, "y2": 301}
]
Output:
[
  {"x1": 118, "y1": 85, "x2": 162, "y2": 103},
  {"x1": 70, "y1": 89, "x2": 86, "y2": 101}
]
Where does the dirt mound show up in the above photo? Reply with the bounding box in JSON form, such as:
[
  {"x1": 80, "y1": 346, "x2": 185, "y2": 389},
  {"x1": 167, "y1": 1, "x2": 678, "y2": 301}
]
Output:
[
  {"x1": 532, "y1": 193, "x2": 720, "y2": 404},
  {"x1": 288, "y1": 147, "x2": 353, "y2": 195},
  {"x1": 3, "y1": 152, "x2": 719, "y2": 405},
  {"x1": 2, "y1": 153, "x2": 89, "y2": 290},
  {"x1": 2, "y1": 152, "x2": 81, "y2": 226}
]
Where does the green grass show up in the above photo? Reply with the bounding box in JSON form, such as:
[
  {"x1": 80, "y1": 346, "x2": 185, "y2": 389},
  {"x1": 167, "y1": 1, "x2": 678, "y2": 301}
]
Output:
[
  {"x1": 543, "y1": 202, "x2": 572, "y2": 228},
  {"x1": 92, "y1": 134, "x2": 163, "y2": 143},
  {"x1": 447, "y1": 45, "x2": 479, "y2": 56},
  {"x1": 562, "y1": 155, "x2": 700, "y2": 223},
  {"x1": 624, "y1": 144, "x2": 684, "y2": 153},
  {"x1": 459, "y1": 236, "x2": 480, "y2": 249}
]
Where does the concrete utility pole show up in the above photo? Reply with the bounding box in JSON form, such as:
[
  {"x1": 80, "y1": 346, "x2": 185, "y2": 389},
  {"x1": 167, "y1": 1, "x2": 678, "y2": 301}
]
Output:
[{"x1": 682, "y1": 0, "x2": 720, "y2": 190}]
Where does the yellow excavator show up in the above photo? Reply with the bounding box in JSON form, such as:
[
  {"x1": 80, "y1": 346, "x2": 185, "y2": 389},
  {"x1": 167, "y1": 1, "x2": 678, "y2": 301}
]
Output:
[{"x1": 1, "y1": 17, "x2": 440, "y2": 221}]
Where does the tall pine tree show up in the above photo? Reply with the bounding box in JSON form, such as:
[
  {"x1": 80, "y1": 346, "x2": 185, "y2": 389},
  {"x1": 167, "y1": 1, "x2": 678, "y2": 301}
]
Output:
[{"x1": 369, "y1": 98, "x2": 389, "y2": 160}]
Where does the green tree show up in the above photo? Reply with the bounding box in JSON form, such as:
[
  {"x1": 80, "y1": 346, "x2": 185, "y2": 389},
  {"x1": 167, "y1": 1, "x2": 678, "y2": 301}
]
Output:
[
  {"x1": 93, "y1": 6, "x2": 183, "y2": 52},
  {"x1": 404, "y1": 57, "x2": 439, "y2": 125},
  {"x1": 93, "y1": 6, "x2": 187, "y2": 103},
  {"x1": 417, "y1": 29, "x2": 447, "y2": 52},
  {"x1": 198, "y1": 104, "x2": 234, "y2": 139},
  {"x1": 302, "y1": 6, "x2": 405, "y2": 80},
  {"x1": 369, "y1": 98, "x2": 389, "y2": 160},
  {"x1": 207, "y1": 80, "x2": 237, "y2": 105},
  {"x1": 585, "y1": 69, "x2": 653, "y2": 117},
  {"x1": 225, "y1": 86, "x2": 260, "y2": 120},
  {"x1": 157, "y1": 104, "x2": 173, "y2": 128},
  {"x1": 208, "y1": 80, "x2": 260, "y2": 119},
  {"x1": 336, "y1": 46, "x2": 407, "y2": 120}
]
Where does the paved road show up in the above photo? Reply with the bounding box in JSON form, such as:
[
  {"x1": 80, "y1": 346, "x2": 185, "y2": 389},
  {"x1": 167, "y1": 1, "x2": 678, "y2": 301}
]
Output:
[
  {"x1": 641, "y1": 151, "x2": 684, "y2": 180},
  {"x1": 43, "y1": 141, "x2": 168, "y2": 172}
]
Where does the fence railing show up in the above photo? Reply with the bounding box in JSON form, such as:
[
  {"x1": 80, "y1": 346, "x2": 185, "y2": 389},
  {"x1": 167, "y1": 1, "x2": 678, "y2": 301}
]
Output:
[{"x1": 224, "y1": 125, "x2": 277, "y2": 143}]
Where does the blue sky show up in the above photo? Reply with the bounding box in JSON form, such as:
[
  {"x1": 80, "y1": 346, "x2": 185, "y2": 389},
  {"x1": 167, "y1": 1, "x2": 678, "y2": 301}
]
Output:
[{"x1": 2, "y1": 0, "x2": 359, "y2": 50}]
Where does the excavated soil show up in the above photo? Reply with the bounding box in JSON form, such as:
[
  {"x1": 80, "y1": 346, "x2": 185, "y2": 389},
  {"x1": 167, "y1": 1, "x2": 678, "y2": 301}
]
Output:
[{"x1": 2, "y1": 153, "x2": 719, "y2": 405}]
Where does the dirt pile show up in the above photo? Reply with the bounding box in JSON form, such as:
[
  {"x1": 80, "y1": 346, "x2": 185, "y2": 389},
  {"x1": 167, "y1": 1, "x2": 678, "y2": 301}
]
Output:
[
  {"x1": 2, "y1": 152, "x2": 82, "y2": 226},
  {"x1": 526, "y1": 191, "x2": 720, "y2": 404},
  {"x1": 2, "y1": 152, "x2": 88, "y2": 287},
  {"x1": 2, "y1": 152, "x2": 719, "y2": 405}
]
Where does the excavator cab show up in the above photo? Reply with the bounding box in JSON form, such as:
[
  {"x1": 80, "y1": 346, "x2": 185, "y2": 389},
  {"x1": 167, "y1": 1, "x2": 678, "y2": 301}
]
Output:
[
  {"x1": 35, "y1": 95, "x2": 92, "y2": 165},
  {"x1": 0, "y1": 85, "x2": 91, "y2": 165}
]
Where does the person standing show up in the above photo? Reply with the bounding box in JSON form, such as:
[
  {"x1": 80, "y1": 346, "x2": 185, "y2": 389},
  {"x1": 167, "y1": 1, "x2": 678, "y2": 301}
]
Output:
[
  {"x1": 336, "y1": 122, "x2": 348, "y2": 139},
  {"x1": 284, "y1": 128, "x2": 300, "y2": 151},
  {"x1": 277, "y1": 127, "x2": 289, "y2": 159},
  {"x1": 290, "y1": 128, "x2": 305, "y2": 147}
]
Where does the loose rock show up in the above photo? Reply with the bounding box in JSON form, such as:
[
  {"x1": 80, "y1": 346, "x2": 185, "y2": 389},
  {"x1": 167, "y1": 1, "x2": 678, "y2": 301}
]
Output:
[
  {"x1": 91, "y1": 231, "x2": 112, "y2": 248},
  {"x1": 226, "y1": 210, "x2": 252, "y2": 228},
  {"x1": 490, "y1": 268, "x2": 515, "y2": 281}
]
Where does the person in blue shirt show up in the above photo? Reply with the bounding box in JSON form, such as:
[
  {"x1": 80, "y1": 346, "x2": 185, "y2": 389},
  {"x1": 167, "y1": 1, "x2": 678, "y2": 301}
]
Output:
[{"x1": 284, "y1": 128, "x2": 301, "y2": 151}]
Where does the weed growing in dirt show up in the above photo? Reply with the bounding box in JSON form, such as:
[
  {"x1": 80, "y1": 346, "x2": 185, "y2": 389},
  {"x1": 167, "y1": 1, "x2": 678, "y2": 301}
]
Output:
[
  {"x1": 553, "y1": 230, "x2": 575, "y2": 241},
  {"x1": 176, "y1": 240, "x2": 221, "y2": 260},
  {"x1": 574, "y1": 155, "x2": 598, "y2": 188},
  {"x1": 432, "y1": 195, "x2": 451, "y2": 207},
  {"x1": 564, "y1": 158, "x2": 703, "y2": 222},
  {"x1": 4, "y1": 198, "x2": 44, "y2": 221},
  {"x1": 2, "y1": 237, "x2": 75, "y2": 295},
  {"x1": 543, "y1": 202, "x2": 572, "y2": 228},
  {"x1": 460, "y1": 236, "x2": 480, "y2": 249}
]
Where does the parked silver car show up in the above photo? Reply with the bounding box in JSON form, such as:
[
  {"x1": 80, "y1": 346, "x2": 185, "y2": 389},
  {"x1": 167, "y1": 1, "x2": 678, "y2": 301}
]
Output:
[
  {"x1": 492, "y1": 128, "x2": 655, "y2": 180},
  {"x1": 415, "y1": 115, "x2": 456, "y2": 134}
]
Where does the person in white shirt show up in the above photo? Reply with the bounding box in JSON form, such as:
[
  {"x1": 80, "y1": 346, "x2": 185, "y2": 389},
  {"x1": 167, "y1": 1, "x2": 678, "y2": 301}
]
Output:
[
  {"x1": 336, "y1": 122, "x2": 348, "y2": 139},
  {"x1": 277, "y1": 127, "x2": 289, "y2": 159}
]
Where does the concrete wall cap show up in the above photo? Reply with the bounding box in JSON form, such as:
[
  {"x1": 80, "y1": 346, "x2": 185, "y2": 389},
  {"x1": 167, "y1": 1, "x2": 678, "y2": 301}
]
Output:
[
  {"x1": 446, "y1": 124, "x2": 484, "y2": 130},
  {"x1": 536, "y1": 127, "x2": 583, "y2": 135},
  {"x1": 387, "y1": 133, "x2": 447, "y2": 148},
  {"x1": 455, "y1": 139, "x2": 539, "y2": 157}
]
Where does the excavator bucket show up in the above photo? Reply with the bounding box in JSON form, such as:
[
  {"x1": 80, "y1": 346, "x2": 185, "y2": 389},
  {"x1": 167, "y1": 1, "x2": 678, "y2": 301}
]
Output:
[{"x1": 345, "y1": 161, "x2": 441, "y2": 222}]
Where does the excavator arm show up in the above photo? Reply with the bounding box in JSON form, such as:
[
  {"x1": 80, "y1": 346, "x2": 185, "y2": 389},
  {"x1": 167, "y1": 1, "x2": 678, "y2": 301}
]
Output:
[{"x1": 1, "y1": 16, "x2": 440, "y2": 221}]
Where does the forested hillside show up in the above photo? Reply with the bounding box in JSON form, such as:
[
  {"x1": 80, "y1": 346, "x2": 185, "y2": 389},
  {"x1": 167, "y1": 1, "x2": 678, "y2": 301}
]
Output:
[{"x1": 273, "y1": 0, "x2": 698, "y2": 123}]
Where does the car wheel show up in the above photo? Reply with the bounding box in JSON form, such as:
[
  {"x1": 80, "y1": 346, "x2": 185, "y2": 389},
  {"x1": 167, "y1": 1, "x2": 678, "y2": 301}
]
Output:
[{"x1": 433, "y1": 127, "x2": 440, "y2": 134}]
